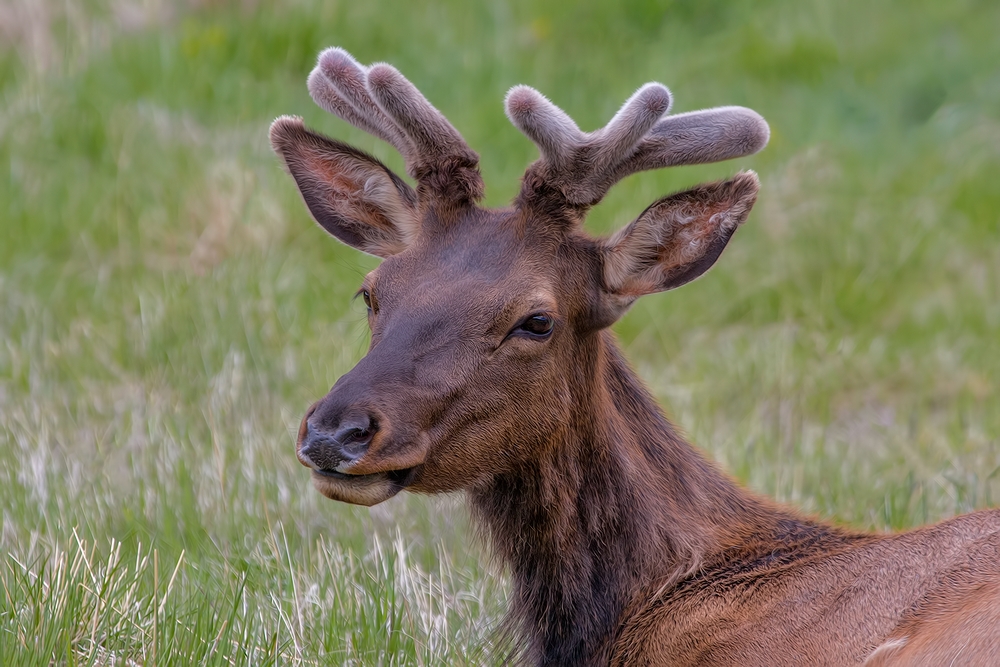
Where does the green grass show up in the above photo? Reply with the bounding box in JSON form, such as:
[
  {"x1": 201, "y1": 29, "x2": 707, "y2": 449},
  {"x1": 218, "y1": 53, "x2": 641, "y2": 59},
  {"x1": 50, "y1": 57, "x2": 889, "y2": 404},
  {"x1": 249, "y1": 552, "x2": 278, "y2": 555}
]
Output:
[{"x1": 2, "y1": 0, "x2": 998, "y2": 663}]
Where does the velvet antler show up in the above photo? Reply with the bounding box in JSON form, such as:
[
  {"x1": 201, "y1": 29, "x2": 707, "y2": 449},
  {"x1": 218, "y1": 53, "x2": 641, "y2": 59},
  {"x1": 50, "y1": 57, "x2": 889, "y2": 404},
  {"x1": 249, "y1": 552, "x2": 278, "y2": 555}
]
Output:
[
  {"x1": 505, "y1": 83, "x2": 769, "y2": 207},
  {"x1": 301, "y1": 47, "x2": 484, "y2": 202}
]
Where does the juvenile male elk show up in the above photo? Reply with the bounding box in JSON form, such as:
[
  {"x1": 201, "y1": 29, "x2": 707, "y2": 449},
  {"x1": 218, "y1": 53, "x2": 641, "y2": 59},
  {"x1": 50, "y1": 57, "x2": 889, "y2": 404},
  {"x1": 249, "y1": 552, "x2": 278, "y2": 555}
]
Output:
[{"x1": 270, "y1": 48, "x2": 1000, "y2": 666}]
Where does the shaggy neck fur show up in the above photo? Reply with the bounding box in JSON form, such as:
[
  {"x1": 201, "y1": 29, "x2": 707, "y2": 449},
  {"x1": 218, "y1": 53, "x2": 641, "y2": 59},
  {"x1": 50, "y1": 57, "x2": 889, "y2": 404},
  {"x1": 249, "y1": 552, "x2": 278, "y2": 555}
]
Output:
[{"x1": 469, "y1": 330, "x2": 833, "y2": 666}]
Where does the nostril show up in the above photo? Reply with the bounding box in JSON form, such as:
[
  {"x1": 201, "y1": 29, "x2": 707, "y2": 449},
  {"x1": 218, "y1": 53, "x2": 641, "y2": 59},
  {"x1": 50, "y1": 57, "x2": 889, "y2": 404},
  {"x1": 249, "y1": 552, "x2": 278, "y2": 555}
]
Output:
[
  {"x1": 331, "y1": 414, "x2": 377, "y2": 456},
  {"x1": 299, "y1": 412, "x2": 378, "y2": 471}
]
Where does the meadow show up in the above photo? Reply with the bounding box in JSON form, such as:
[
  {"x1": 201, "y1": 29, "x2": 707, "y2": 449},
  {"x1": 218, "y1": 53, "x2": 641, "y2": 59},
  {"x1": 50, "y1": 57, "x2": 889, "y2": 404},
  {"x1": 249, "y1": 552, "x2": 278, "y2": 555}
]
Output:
[{"x1": 1, "y1": 0, "x2": 998, "y2": 663}]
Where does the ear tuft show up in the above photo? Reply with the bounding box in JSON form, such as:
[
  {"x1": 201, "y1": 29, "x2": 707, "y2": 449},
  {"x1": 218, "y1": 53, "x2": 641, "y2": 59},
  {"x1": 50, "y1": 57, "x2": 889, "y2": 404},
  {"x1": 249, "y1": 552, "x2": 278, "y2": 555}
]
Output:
[
  {"x1": 716, "y1": 169, "x2": 761, "y2": 229},
  {"x1": 269, "y1": 115, "x2": 306, "y2": 155}
]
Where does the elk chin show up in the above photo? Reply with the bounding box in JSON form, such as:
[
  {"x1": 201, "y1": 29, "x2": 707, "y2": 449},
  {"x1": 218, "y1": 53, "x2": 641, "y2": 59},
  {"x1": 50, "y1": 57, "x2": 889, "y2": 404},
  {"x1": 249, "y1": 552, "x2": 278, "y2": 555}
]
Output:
[{"x1": 310, "y1": 467, "x2": 416, "y2": 506}]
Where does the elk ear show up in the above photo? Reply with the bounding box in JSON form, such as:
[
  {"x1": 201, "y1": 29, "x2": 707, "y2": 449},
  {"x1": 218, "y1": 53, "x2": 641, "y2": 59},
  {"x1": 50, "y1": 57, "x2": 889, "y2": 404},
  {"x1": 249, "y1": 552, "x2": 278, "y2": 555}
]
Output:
[
  {"x1": 269, "y1": 116, "x2": 420, "y2": 257},
  {"x1": 601, "y1": 171, "x2": 759, "y2": 305}
]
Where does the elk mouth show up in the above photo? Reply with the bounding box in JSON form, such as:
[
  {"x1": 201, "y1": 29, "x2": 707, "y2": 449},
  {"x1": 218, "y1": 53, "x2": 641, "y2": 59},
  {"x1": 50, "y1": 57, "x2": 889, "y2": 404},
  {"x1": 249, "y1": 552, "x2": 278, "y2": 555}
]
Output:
[{"x1": 310, "y1": 466, "x2": 418, "y2": 506}]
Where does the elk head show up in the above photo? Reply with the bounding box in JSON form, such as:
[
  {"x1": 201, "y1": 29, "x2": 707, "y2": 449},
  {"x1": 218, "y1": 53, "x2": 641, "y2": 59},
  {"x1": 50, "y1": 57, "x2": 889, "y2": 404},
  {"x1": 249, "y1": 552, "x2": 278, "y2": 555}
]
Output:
[{"x1": 270, "y1": 48, "x2": 767, "y2": 506}]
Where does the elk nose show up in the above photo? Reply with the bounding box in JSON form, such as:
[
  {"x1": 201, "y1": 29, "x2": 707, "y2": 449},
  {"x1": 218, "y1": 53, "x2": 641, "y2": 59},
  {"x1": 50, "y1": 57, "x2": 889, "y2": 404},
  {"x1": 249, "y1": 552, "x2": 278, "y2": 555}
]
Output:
[{"x1": 299, "y1": 412, "x2": 377, "y2": 471}]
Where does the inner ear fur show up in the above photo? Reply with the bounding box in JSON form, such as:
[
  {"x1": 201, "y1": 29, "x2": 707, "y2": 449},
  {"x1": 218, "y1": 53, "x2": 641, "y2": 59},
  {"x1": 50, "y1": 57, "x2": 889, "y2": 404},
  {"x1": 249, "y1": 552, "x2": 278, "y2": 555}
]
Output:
[
  {"x1": 269, "y1": 116, "x2": 420, "y2": 257},
  {"x1": 601, "y1": 171, "x2": 759, "y2": 300}
]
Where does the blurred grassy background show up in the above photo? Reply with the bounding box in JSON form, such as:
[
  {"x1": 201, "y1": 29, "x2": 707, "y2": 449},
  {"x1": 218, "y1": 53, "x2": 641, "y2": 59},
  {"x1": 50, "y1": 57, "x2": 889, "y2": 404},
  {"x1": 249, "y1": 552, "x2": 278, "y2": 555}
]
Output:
[{"x1": 1, "y1": 0, "x2": 998, "y2": 663}]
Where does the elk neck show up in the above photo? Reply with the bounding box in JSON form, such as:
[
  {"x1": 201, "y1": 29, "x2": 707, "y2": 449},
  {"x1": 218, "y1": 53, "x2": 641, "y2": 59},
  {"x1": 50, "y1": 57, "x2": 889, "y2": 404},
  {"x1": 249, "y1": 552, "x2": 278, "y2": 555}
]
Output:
[{"x1": 467, "y1": 328, "x2": 829, "y2": 665}]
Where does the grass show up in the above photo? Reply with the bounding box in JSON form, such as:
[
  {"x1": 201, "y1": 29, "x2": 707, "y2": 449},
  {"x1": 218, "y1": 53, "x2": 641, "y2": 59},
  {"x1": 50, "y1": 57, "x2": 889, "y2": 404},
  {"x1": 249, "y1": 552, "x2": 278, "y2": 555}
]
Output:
[{"x1": 1, "y1": 0, "x2": 998, "y2": 663}]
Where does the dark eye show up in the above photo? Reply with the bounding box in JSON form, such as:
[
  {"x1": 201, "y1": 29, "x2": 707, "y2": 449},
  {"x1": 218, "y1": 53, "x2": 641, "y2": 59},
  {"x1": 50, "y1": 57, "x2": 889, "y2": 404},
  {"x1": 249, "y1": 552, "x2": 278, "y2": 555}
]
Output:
[
  {"x1": 360, "y1": 289, "x2": 376, "y2": 314},
  {"x1": 516, "y1": 313, "x2": 555, "y2": 338}
]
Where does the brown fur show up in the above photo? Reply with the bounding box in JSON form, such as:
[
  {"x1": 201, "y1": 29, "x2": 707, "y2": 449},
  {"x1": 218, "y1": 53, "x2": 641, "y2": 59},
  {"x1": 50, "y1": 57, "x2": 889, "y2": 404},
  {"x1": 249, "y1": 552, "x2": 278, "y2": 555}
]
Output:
[{"x1": 271, "y1": 49, "x2": 1000, "y2": 666}]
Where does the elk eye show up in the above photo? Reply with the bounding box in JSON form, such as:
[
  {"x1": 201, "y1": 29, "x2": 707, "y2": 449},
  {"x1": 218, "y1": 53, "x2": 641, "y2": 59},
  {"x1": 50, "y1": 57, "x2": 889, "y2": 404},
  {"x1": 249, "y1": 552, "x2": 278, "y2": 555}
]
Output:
[
  {"x1": 362, "y1": 290, "x2": 373, "y2": 311},
  {"x1": 517, "y1": 314, "x2": 555, "y2": 338}
]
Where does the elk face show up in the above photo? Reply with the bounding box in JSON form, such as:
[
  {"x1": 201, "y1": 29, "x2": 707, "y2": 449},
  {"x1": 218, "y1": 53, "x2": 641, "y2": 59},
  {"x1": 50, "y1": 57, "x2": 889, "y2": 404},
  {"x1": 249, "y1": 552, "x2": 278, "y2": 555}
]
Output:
[
  {"x1": 271, "y1": 48, "x2": 766, "y2": 506},
  {"x1": 294, "y1": 216, "x2": 596, "y2": 505}
]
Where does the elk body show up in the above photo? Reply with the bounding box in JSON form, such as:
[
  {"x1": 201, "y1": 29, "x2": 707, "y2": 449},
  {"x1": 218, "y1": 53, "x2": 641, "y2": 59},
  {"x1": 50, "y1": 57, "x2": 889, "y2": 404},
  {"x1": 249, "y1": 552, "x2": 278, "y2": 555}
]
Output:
[{"x1": 270, "y1": 48, "x2": 1000, "y2": 666}]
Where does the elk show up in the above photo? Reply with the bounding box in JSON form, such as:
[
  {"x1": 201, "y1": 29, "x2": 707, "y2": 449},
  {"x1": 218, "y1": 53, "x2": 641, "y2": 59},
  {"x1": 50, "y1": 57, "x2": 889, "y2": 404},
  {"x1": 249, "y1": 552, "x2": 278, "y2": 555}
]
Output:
[{"x1": 269, "y1": 48, "x2": 1000, "y2": 666}]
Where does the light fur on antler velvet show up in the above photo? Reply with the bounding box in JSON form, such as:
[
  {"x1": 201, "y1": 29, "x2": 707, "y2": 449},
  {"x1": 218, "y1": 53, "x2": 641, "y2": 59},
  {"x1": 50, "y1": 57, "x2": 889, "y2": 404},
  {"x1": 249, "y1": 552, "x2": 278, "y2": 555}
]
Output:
[
  {"x1": 505, "y1": 83, "x2": 769, "y2": 207},
  {"x1": 306, "y1": 47, "x2": 484, "y2": 200},
  {"x1": 277, "y1": 46, "x2": 768, "y2": 214}
]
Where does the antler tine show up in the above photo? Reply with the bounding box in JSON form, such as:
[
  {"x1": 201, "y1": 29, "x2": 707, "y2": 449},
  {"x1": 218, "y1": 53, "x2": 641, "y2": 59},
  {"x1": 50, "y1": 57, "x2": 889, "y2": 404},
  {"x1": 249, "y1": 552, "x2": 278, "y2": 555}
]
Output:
[
  {"x1": 590, "y1": 83, "x2": 672, "y2": 173},
  {"x1": 505, "y1": 85, "x2": 585, "y2": 167},
  {"x1": 307, "y1": 71, "x2": 407, "y2": 153},
  {"x1": 508, "y1": 83, "x2": 768, "y2": 208},
  {"x1": 618, "y1": 106, "x2": 770, "y2": 177},
  {"x1": 307, "y1": 47, "x2": 482, "y2": 199},
  {"x1": 365, "y1": 63, "x2": 480, "y2": 174},
  {"x1": 505, "y1": 83, "x2": 675, "y2": 207},
  {"x1": 308, "y1": 48, "x2": 418, "y2": 170}
]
